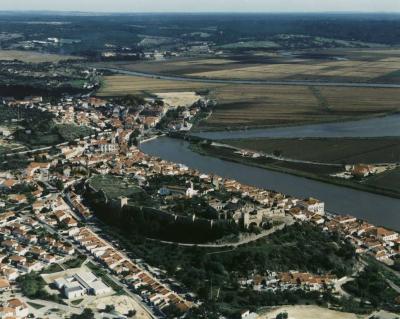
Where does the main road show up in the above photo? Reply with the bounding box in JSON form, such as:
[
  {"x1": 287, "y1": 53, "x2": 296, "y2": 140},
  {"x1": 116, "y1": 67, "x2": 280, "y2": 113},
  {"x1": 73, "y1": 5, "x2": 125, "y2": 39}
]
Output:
[{"x1": 103, "y1": 67, "x2": 400, "y2": 89}]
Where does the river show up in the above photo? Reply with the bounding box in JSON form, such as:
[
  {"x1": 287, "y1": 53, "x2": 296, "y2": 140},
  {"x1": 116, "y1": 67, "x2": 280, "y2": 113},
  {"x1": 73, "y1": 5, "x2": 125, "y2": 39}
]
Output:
[
  {"x1": 124, "y1": 65, "x2": 400, "y2": 229},
  {"x1": 141, "y1": 136, "x2": 400, "y2": 230}
]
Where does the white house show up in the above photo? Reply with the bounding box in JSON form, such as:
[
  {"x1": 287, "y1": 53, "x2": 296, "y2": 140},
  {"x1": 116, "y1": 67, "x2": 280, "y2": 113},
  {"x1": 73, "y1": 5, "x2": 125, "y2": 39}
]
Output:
[
  {"x1": 298, "y1": 198, "x2": 325, "y2": 215},
  {"x1": 375, "y1": 227, "x2": 398, "y2": 242}
]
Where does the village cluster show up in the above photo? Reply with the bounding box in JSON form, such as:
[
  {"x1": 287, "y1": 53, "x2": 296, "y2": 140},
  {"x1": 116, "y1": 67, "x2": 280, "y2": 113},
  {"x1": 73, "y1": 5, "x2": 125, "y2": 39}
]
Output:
[
  {"x1": 288, "y1": 207, "x2": 400, "y2": 264},
  {"x1": 0, "y1": 94, "x2": 398, "y2": 319},
  {"x1": 0, "y1": 61, "x2": 100, "y2": 90},
  {"x1": 239, "y1": 271, "x2": 337, "y2": 293}
]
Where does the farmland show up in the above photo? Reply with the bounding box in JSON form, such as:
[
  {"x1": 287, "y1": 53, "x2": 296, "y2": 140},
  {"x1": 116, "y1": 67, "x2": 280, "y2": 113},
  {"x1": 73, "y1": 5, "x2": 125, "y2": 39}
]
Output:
[
  {"x1": 96, "y1": 58, "x2": 243, "y2": 76},
  {"x1": 201, "y1": 85, "x2": 400, "y2": 129},
  {"x1": 188, "y1": 57, "x2": 400, "y2": 82},
  {"x1": 98, "y1": 74, "x2": 400, "y2": 129},
  {"x1": 364, "y1": 167, "x2": 400, "y2": 193},
  {"x1": 99, "y1": 48, "x2": 400, "y2": 84},
  {"x1": 0, "y1": 50, "x2": 81, "y2": 63},
  {"x1": 222, "y1": 138, "x2": 400, "y2": 164},
  {"x1": 98, "y1": 75, "x2": 224, "y2": 96}
]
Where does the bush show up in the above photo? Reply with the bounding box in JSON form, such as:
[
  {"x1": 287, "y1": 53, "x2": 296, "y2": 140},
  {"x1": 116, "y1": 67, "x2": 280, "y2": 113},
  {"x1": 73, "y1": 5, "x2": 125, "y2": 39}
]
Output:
[
  {"x1": 276, "y1": 312, "x2": 288, "y2": 319},
  {"x1": 70, "y1": 308, "x2": 95, "y2": 319}
]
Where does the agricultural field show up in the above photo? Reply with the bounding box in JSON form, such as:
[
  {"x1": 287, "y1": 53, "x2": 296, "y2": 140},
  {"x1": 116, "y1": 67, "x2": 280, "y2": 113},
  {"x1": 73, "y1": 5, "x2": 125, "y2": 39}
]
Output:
[
  {"x1": 188, "y1": 57, "x2": 400, "y2": 82},
  {"x1": 98, "y1": 75, "x2": 224, "y2": 96},
  {"x1": 218, "y1": 40, "x2": 280, "y2": 50},
  {"x1": 98, "y1": 48, "x2": 400, "y2": 83},
  {"x1": 155, "y1": 92, "x2": 200, "y2": 107},
  {"x1": 0, "y1": 49, "x2": 81, "y2": 63},
  {"x1": 97, "y1": 57, "x2": 241, "y2": 76},
  {"x1": 202, "y1": 85, "x2": 400, "y2": 129},
  {"x1": 364, "y1": 167, "x2": 400, "y2": 194},
  {"x1": 99, "y1": 75, "x2": 400, "y2": 129},
  {"x1": 222, "y1": 138, "x2": 400, "y2": 164}
]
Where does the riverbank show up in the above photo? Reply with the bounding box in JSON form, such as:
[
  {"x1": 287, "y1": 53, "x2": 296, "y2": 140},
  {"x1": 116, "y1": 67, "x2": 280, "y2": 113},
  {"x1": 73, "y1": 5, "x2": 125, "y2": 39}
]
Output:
[
  {"x1": 140, "y1": 136, "x2": 400, "y2": 230},
  {"x1": 189, "y1": 142, "x2": 400, "y2": 199}
]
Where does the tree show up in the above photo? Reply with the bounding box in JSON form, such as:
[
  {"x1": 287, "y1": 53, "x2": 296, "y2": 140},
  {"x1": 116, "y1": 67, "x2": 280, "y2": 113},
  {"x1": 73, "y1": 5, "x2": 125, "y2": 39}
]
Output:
[
  {"x1": 104, "y1": 305, "x2": 115, "y2": 313},
  {"x1": 276, "y1": 312, "x2": 288, "y2": 319},
  {"x1": 163, "y1": 304, "x2": 184, "y2": 318},
  {"x1": 70, "y1": 308, "x2": 95, "y2": 319},
  {"x1": 54, "y1": 179, "x2": 64, "y2": 191},
  {"x1": 273, "y1": 150, "x2": 283, "y2": 158}
]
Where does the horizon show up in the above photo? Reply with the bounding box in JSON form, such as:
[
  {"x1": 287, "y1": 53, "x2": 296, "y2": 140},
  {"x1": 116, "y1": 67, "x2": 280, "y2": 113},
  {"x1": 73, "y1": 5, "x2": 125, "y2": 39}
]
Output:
[
  {"x1": 1, "y1": 10, "x2": 400, "y2": 15},
  {"x1": 1, "y1": 0, "x2": 400, "y2": 14}
]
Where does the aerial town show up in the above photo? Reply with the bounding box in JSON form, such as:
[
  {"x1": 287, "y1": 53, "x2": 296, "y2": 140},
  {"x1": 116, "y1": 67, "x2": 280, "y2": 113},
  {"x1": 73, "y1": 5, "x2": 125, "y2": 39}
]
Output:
[
  {"x1": 0, "y1": 87, "x2": 398, "y2": 319},
  {"x1": 0, "y1": 7, "x2": 400, "y2": 319}
]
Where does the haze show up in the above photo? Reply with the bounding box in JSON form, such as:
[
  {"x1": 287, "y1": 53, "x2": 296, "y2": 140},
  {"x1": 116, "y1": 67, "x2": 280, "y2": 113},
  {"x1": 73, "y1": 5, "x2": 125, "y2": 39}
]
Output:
[{"x1": 2, "y1": 0, "x2": 400, "y2": 13}]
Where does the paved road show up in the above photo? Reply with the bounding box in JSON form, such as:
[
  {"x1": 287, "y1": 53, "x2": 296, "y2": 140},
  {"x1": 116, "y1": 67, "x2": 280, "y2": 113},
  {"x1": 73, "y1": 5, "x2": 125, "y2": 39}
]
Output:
[
  {"x1": 146, "y1": 220, "x2": 293, "y2": 248},
  {"x1": 334, "y1": 260, "x2": 365, "y2": 300},
  {"x1": 386, "y1": 279, "x2": 400, "y2": 294},
  {"x1": 334, "y1": 276, "x2": 355, "y2": 299},
  {"x1": 104, "y1": 67, "x2": 400, "y2": 89}
]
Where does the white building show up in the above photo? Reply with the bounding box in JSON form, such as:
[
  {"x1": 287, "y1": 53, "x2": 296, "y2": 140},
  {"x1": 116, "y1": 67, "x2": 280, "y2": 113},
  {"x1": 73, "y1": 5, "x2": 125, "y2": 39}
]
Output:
[
  {"x1": 375, "y1": 227, "x2": 398, "y2": 242},
  {"x1": 64, "y1": 281, "x2": 86, "y2": 299},
  {"x1": 54, "y1": 271, "x2": 112, "y2": 299},
  {"x1": 298, "y1": 198, "x2": 325, "y2": 215}
]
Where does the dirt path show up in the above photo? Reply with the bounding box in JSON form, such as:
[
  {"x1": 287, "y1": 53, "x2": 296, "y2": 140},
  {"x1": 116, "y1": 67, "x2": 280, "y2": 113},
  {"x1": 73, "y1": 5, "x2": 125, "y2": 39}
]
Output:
[{"x1": 259, "y1": 305, "x2": 366, "y2": 319}]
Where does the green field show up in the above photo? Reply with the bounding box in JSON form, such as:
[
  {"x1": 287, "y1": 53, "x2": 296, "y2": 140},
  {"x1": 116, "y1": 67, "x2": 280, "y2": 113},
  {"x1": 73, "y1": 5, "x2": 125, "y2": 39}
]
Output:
[
  {"x1": 88, "y1": 174, "x2": 143, "y2": 200},
  {"x1": 364, "y1": 167, "x2": 400, "y2": 193},
  {"x1": 0, "y1": 49, "x2": 81, "y2": 63},
  {"x1": 15, "y1": 123, "x2": 94, "y2": 148},
  {"x1": 56, "y1": 124, "x2": 94, "y2": 142},
  {"x1": 222, "y1": 138, "x2": 400, "y2": 164}
]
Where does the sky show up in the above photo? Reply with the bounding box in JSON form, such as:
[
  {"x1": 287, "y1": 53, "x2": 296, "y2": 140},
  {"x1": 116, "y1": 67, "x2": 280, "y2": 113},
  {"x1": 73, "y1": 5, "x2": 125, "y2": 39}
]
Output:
[{"x1": 1, "y1": 0, "x2": 400, "y2": 13}]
